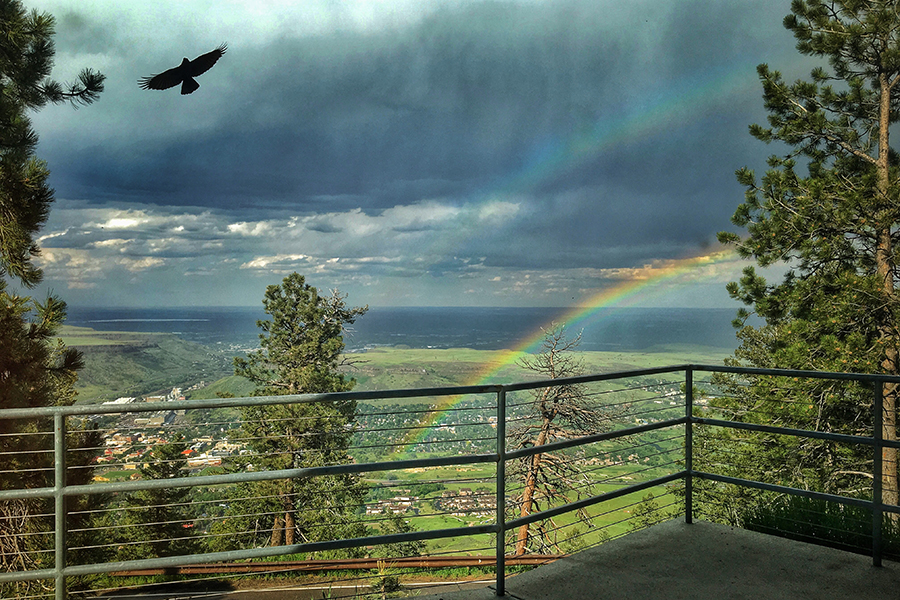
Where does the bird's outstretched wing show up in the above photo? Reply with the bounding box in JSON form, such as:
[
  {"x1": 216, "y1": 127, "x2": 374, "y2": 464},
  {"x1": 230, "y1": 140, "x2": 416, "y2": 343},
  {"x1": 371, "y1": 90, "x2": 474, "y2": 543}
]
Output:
[
  {"x1": 189, "y1": 44, "x2": 227, "y2": 77},
  {"x1": 138, "y1": 44, "x2": 227, "y2": 93},
  {"x1": 138, "y1": 65, "x2": 185, "y2": 91}
]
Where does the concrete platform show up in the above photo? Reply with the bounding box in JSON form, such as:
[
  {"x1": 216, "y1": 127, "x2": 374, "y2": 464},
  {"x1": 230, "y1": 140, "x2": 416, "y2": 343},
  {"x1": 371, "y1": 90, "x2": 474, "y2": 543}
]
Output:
[{"x1": 412, "y1": 519, "x2": 900, "y2": 600}]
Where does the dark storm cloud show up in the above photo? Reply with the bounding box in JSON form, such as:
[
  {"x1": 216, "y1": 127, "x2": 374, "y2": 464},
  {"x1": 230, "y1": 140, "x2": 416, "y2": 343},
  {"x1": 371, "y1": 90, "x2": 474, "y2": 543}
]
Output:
[
  {"x1": 47, "y1": 1, "x2": 787, "y2": 215},
  {"x1": 305, "y1": 221, "x2": 344, "y2": 234},
  {"x1": 31, "y1": 0, "x2": 806, "y2": 306}
]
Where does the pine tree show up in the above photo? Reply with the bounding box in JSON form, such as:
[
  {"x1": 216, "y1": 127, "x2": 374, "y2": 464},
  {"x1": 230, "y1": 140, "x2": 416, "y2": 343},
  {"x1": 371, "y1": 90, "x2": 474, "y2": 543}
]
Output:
[
  {"x1": 713, "y1": 0, "x2": 900, "y2": 519},
  {"x1": 0, "y1": 293, "x2": 99, "y2": 591},
  {"x1": 0, "y1": 2, "x2": 104, "y2": 594},
  {"x1": 110, "y1": 440, "x2": 199, "y2": 562},
  {"x1": 209, "y1": 273, "x2": 369, "y2": 552},
  {"x1": 0, "y1": 0, "x2": 104, "y2": 286}
]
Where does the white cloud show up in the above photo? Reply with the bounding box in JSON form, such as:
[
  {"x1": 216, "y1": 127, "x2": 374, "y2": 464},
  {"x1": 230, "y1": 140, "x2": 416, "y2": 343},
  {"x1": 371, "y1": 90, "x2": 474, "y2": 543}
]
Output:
[
  {"x1": 37, "y1": 229, "x2": 70, "y2": 243},
  {"x1": 478, "y1": 200, "x2": 521, "y2": 223},
  {"x1": 381, "y1": 201, "x2": 462, "y2": 229},
  {"x1": 101, "y1": 217, "x2": 144, "y2": 229},
  {"x1": 118, "y1": 256, "x2": 166, "y2": 272},
  {"x1": 90, "y1": 238, "x2": 129, "y2": 248},
  {"x1": 34, "y1": 195, "x2": 748, "y2": 307},
  {"x1": 36, "y1": 248, "x2": 107, "y2": 289},
  {"x1": 240, "y1": 254, "x2": 311, "y2": 270},
  {"x1": 227, "y1": 221, "x2": 273, "y2": 236}
]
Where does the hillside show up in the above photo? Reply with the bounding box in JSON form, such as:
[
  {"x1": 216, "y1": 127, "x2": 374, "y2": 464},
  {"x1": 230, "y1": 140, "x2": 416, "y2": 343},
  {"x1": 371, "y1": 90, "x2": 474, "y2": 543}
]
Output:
[
  {"x1": 59, "y1": 323, "x2": 733, "y2": 403},
  {"x1": 59, "y1": 325, "x2": 233, "y2": 403}
]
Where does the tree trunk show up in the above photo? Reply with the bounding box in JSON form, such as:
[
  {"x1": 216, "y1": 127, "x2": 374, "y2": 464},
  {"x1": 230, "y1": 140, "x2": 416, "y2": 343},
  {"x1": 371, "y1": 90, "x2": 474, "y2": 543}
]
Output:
[
  {"x1": 883, "y1": 382, "x2": 899, "y2": 510},
  {"x1": 284, "y1": 510, "x2": 295, "y2": 545},
  {"x1": 269, "y1": 514, "x2": 283, "y2": 547},
  {"x1": 515, "y1": 423, "x2": 549, "y2": 555},
  {"x1": 876, "y1": 71, "x2": 899, "y2": 513}
]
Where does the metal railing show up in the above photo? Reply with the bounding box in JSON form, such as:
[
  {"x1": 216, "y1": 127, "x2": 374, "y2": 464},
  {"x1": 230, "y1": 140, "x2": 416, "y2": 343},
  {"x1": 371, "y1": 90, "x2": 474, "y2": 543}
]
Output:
[{"x1": 1, "y1": 364, "x2": 898, "y2": 599}]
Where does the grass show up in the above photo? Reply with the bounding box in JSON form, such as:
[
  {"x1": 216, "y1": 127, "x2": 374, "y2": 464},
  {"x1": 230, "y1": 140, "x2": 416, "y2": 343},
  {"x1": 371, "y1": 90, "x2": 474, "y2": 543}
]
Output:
[
  {"x1": 743, "y1": 494, "x2": 900, "y2": 561},
  {"x1": 360, "y1": 453, "x2": 681, "y2": 555},
  {"x1": 186, "y1": 375, "x2": 256, "y2": 399},
  {"x1": 346, "y1": 345, "x2": 731, "y2": 394},
  {"x1": 58, "y1": 325, "x2": 162, "y2": 346},
  {"x1": 95, "y1": 469, "x2": 138, "y2": 481}
]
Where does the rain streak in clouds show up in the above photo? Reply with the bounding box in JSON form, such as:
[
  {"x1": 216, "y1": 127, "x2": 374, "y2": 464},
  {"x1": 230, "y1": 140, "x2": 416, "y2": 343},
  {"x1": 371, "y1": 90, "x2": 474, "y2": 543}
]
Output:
[{"x1": 28, "y1": 0, "x2": 804, "y2": 307}]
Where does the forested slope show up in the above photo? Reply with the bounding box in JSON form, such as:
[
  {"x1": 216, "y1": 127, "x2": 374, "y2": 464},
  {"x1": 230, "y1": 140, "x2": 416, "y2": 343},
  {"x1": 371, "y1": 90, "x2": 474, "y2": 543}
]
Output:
[{"x1": 59, "y1": 326, "x2": 232, "y2": 403}]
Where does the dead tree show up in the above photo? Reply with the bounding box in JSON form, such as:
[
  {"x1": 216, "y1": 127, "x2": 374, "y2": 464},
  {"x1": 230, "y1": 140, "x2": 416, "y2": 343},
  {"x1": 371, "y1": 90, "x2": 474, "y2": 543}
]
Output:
[{"x1": 507, "y1": 324, "x2": 616, "y2": 555}]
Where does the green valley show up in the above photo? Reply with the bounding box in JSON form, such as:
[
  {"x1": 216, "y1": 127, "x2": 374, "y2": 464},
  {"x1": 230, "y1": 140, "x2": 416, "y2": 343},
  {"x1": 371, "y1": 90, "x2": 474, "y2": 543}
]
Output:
[
  {"x1": 61, "y1": 323, "x2": 732, "y2": 403},
  {"x1": 59, "y1": 325, "x2": 233, "y2": 403},
  {"x1": 62, "y1": 325, "x2": 729, "y2": 555}
]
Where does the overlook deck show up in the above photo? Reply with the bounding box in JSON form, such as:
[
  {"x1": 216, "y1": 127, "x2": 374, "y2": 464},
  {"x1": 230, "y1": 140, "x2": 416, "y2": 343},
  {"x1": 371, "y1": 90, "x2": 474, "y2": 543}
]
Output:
[{"x1": 414, "y1": 519, "x2": 900, "y2": 600}]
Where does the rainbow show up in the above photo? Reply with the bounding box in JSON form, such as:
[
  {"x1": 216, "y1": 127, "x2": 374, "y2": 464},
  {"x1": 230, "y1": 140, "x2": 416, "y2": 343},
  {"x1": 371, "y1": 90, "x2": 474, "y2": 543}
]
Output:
[
  {"x1": 391, "y1": 58, "x2": 760, "y2": 453},
  {"x1": 394, "y1": 249, "x2": 740, "y2": 454},
  {"x1": 495, "y1": 63, "x2": 757, "y2": 197}
]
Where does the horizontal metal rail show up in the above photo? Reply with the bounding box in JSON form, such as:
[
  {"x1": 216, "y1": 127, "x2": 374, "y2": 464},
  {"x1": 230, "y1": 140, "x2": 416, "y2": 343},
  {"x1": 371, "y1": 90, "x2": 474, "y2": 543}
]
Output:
[
  {"x1": 0, "y1": 383, "x2": 505, "y2": 420},
  {"x1": 0, "y1": 451, "x2": 498, "y2": 502},
  {"x1": 693, "y1": 363, "x2": 900, "y2": 383},
  {"x1": 500, "y1": 364, "x2": 698, "y2": 392},
  {"x1": 0, "y1": 362, "x2": 896, "y2": 599},
  {"x1": 693, "y1": 471, "x2": 900, "y2": 515},
  {"x1": 110, "y1": 554, "x2": 565, "y2": 576},
  {"x1": 505, "y1": 417, "x2": 687, "y2": 462},
  {"x1": 693, "y1": 416, "x2": 900, "y2": 451},
  {"x1": 505, "y1": 472, "x2": 686, "y2": 531},
  {"x1": 0, "y1": 523, "x2": 500, "y2": 583}
]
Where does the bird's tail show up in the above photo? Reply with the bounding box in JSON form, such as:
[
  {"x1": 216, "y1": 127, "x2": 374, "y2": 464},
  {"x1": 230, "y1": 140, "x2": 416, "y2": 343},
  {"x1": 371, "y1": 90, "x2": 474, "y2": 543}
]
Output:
[{"x1": 181, "y1": 77, "x2": 200, "y2": 95}]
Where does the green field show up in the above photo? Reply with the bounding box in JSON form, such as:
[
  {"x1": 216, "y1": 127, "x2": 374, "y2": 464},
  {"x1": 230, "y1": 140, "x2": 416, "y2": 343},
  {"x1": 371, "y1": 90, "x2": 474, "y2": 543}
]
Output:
[
  {"x1": 58, "y1": 325, "x2": 156, "y2": 347},
  {"x1": 362, "y1": 458, "x2": 681, "y2": 554},
  {"x1": 339, "y1": 343, "x2": 732, "y2": 394}
]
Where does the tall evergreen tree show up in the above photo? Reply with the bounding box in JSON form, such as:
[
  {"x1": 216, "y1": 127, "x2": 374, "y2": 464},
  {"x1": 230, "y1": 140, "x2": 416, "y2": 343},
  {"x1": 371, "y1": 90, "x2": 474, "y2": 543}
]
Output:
[
  {"x1": 712, "y1": 0, "x2": 900, "y2": 519},
  {"x1": 208, "y1": 273, "x2": 368, "y2": 552},
  {"x1": 0, "y1": 0, "x2": 104, "y2": 286},
  {"x1": 110, "y1": 440, "x2": 199, "y2": 562},
  {"x1": 0, "y1": 1, "x2": 104, "y2": 594}
]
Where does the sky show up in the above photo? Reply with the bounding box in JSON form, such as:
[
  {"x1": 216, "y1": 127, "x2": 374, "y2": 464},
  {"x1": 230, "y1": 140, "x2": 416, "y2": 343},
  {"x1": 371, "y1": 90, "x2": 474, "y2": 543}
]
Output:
[{"x1": 22, "y1": 0, "x2": 810, "y2": 308}]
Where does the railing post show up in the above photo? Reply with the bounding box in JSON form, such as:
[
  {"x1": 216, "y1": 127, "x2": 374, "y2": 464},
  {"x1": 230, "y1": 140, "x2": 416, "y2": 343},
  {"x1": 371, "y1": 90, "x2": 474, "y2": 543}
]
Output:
[
  {"x1": 54, "y1": 412, "x2": 68, "y2": 600},
  {"x1": 495, "y1": 387, "x2": 507, "y2": 597},
  {"x1": 873, "y1": 381, "x2": 883, "y2": 568},
  {"x1": 684, "y1": 368, "x2": 693, "y2": 525}
]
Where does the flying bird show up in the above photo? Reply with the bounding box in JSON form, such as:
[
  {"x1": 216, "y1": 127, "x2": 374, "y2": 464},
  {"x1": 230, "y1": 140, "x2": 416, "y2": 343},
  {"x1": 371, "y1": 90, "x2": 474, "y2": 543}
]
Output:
[{"x1": 139, "y1": 44, "x2": 227, "y2": 95}]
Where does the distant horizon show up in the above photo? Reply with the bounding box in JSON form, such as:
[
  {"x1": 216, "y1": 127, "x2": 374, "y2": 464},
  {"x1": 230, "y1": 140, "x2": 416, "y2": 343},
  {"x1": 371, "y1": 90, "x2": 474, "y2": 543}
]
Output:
[{"x1": 62, "y1": 305, "x2": 745, "y2": 353}]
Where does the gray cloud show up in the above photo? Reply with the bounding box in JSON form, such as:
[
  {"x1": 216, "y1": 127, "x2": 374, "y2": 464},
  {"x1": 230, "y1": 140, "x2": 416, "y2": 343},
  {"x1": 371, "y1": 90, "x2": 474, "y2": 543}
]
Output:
[{"x1": 28, "y1": 0, "x2": 802, "y2": 307}]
